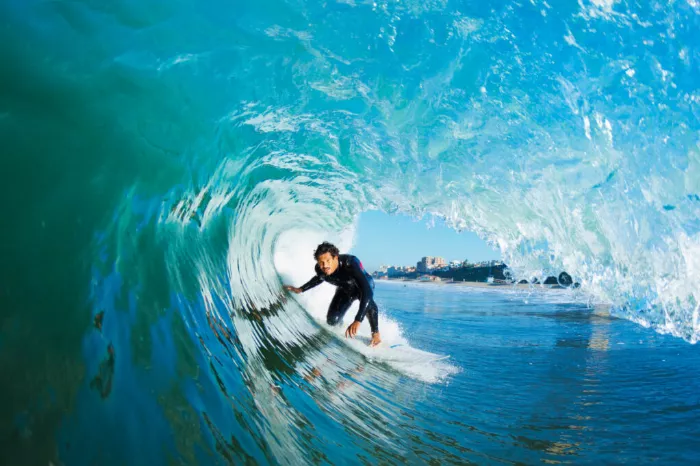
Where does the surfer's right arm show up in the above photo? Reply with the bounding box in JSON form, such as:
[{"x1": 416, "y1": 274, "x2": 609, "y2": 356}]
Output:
[
  {"x1": 299, "y1": 274, "x2": 323, "y2": 291},
  {"x1": 285, "y1": 270, "x2": 323, "y2": 294}
]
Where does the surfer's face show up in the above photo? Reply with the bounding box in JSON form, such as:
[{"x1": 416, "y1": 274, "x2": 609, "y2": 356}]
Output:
[{"x1": 317, "y1": 252, "x2": 339, "y2": 276}]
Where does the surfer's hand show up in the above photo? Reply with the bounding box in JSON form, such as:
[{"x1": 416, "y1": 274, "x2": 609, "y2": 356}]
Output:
[
  {"x1": 345, "y1": 321, "x2": 361, "y2": 338},
  {"x1": 283, "y1": 285, "x2": 301, "y2": 294},
  {"x1": 369, "y1": 332, "x2": 381, "y2": 347}
]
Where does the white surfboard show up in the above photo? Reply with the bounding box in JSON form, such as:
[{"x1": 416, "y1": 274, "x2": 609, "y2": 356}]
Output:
[
  {"x1": 343, "y1": 333, "x2": 450, "y2": 364},
  {"x1": 283, "y1": 287, "x2": 457, "y2": 382},
  {"x1": 323, "y1": 324, "x2": 455, "y2": 383}
]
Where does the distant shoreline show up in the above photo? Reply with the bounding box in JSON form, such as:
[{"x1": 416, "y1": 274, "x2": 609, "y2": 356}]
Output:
[{"x1": 376, "y1": 277, "x2": 570, "y2": 290}]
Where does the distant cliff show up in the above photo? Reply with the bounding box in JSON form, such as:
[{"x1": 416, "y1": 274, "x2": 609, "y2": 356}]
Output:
[
  {"x1": 376, "y1": 265, "x2": 576, "y2": 286},
  {"x1": 377, "y1": 265, "x2": 506, "y2": 282},
  {"x1": 432, "y1": 265, "x2": 508, "y2": 282}
]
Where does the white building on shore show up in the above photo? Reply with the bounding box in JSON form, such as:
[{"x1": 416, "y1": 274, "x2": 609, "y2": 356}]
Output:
[{"x1": 416, "y1": 256, "x2": 447, "y2": 272}]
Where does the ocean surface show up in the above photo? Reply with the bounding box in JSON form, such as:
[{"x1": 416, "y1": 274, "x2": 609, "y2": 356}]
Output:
[{"x1": 2, "y1": 0, "x2": 700, "y2": 464}]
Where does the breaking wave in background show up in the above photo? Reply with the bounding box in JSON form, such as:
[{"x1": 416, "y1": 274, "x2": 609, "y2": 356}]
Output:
[
  {"x1": 107, "y1": 0, "x2": 700, "y2": 341},
  {"x1": 2, "y1": 0, "x2": 700, "y2": 463}
]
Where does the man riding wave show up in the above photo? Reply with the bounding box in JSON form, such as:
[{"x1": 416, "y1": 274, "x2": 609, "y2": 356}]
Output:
[{"x1": 284, "y1": 242, "x2": 381, "y2": 347}]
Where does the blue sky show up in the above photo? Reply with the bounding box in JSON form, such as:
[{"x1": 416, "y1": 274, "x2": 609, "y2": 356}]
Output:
[{"x1": 349, "y1": 210, "x2": 501, "y2": 272}]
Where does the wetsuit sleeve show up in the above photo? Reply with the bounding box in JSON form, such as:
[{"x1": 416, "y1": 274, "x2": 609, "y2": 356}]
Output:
[
  {"x1": 299, "y1": 274, "x2": 323, "y2": 292},
  {"x1": 300, "y1": 265, "x2": 324, "y2": 292},
  {"x1": 349, "y1": 257, "x2": 379, "y2": 333}
]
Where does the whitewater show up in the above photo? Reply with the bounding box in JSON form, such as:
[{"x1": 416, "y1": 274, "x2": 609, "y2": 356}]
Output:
[{"x1": 1, "y1": 0, "x2": 700, "y2": 464}]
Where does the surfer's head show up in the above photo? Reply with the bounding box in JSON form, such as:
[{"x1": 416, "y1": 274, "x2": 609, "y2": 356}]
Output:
[{"x1": 314, "y1": 242, "x2": 339, "y2": 275}]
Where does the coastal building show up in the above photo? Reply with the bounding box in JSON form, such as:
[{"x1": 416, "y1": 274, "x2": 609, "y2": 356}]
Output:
[
  {"x1": 416, "y1": 256, "x2": 446, "y2": 272},
  {"x1": 373, "y1": 264, "x2": 417, "y2": 279}
]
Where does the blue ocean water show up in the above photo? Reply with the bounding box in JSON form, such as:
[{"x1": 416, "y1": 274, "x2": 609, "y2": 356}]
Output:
[
  {"x1": 1, "y1": 0, "x2": 700, "y2": 463},
  {"x1": 376, "y1": 282, "x2": 700, "y2": 464}
]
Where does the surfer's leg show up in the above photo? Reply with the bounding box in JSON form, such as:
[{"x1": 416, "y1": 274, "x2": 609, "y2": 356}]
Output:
[{"x1": 326, "y1": 290, "x2": 354, "y2": 326}]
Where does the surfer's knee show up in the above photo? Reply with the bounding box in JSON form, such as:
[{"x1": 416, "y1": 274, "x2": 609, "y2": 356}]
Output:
[{"x1": 327, "y1": 314, "x2": 341, "y2": 326}]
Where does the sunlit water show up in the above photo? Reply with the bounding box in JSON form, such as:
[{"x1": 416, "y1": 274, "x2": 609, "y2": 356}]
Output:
[
  {"x1": 376, "y1": 282, "x2": 700, "y2": 464},
  {"x1": 2, "y1": 0, "x2": 700, "y2": 463},
  {"x1": 63, "y1": 281, "x2": 700, "y2": 464}
]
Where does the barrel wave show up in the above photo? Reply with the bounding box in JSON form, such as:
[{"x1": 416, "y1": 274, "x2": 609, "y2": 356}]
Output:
[{"x1": 2, "y1": 0, "x2": 700, "y2": 464}]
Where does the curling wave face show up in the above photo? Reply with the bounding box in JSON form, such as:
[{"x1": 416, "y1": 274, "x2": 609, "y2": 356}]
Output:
[
  {"x1": 2, "y1": 0, "x2": 700, "y2": 463},
  {"x1": 135, "y1": 0, "x2": 697, "y2": 341}
]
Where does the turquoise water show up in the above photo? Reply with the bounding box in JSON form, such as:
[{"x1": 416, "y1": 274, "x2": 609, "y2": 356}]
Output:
[{"x1": 1, "y1": 0, "x2": 700, "y2": 463}]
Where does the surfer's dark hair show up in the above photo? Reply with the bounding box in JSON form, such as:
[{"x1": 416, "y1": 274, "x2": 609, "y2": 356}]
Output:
[{"x1": 314, "y1": 242, "x2": 339, "y2": 259}]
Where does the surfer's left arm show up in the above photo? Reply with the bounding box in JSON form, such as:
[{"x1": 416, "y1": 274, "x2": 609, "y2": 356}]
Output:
[{"x1": 345, "y1": 257, "x2": 381, "y2": 346}]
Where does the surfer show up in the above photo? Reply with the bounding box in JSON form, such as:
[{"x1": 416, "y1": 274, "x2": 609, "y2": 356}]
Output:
[{"x1": 283, "y1": 242, "x2": 381, "y2": 347}]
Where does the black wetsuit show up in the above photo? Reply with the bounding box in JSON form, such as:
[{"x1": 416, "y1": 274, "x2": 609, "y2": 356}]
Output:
[{"x1": 300, "y1": 254, "x2": 379, "y2": 333}]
